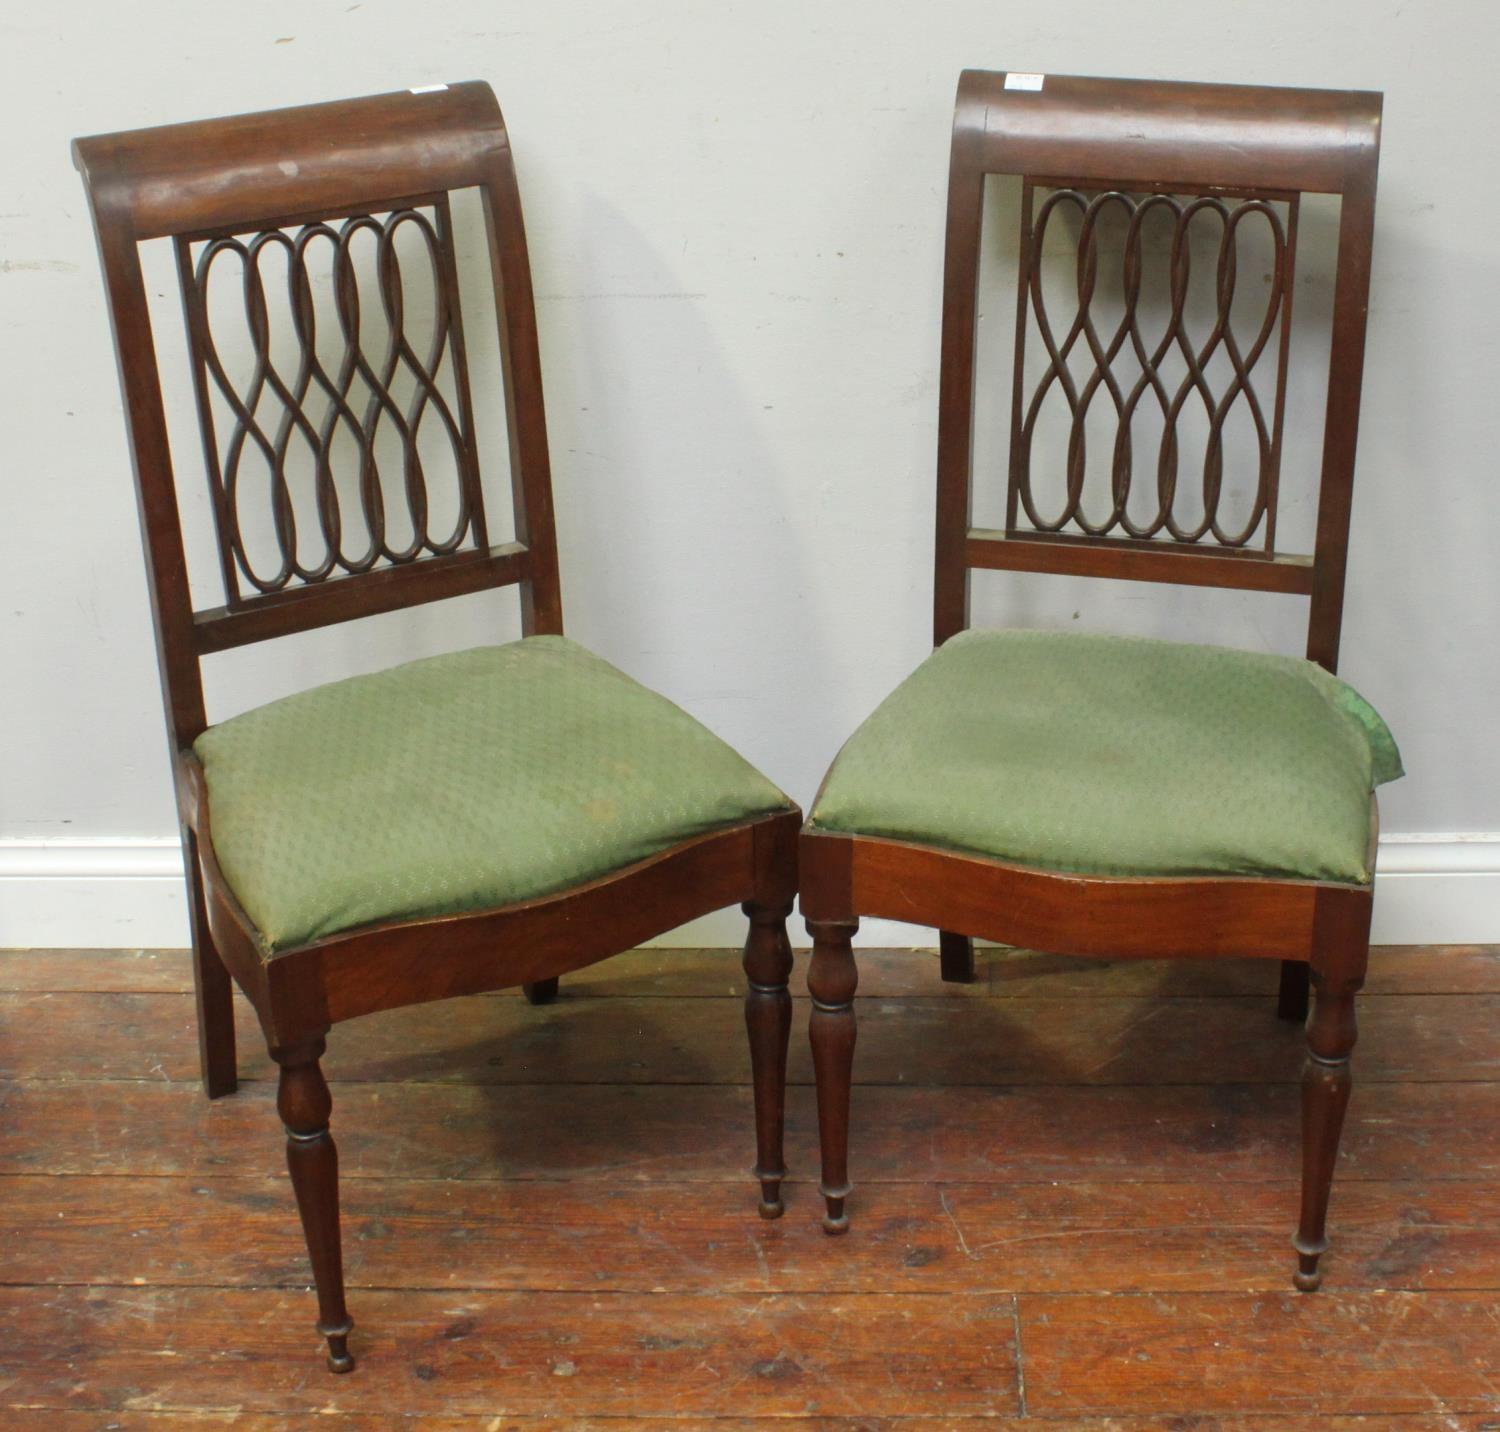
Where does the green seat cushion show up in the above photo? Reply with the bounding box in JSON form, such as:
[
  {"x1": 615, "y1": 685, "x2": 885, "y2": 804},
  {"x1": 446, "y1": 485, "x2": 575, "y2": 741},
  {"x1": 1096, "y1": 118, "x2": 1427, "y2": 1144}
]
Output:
[
  {"x1": 809, "y1": 629, "x2": 1401, "y2": 885},
  {"x1": 195, "y1": 636, "x2": 793, "y2": 952}
]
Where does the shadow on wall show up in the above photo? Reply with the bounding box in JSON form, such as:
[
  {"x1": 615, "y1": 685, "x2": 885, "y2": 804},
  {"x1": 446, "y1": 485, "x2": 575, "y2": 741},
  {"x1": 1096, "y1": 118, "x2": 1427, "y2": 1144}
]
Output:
[{"x1": 542, "y1": 188, "x2": 828, "y2": 807}]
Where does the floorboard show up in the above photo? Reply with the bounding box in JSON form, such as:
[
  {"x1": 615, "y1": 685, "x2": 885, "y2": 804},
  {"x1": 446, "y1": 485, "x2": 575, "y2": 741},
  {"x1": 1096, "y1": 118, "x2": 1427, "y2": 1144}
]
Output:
[
  {"x1": 2, "y1": 944, "x2": 1497, "y2": 1424},
  {"x1": 7, "y1": 988, "x2": 1500, "y2": 1086}
]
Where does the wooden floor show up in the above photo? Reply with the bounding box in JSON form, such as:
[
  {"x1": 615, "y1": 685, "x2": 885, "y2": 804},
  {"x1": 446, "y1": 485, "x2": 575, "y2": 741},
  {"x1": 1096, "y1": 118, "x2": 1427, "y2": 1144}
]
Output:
[{"x1": 3, "y1": 944, "x2": 1499, "y2": 1429}]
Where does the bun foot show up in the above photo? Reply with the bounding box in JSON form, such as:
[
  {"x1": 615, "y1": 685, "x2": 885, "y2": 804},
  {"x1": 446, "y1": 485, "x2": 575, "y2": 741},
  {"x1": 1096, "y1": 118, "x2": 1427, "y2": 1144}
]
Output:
[
  {"x1": 323, "y1": 1319, "x2": 355, "y2": 1373},
  {"x1": 1292, "y1": 1234, "x2": 1327, "y2": 1292},
  {"x1": 757, "y1": 1174, "x2": 785, "y2": 1220}
]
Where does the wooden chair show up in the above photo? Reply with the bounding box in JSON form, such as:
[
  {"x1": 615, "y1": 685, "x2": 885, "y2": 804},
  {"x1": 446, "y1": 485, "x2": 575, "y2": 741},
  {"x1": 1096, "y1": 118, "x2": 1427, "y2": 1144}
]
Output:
[
  {"x1": 801, "y1": 72, "x2": 1398, "y2": 1291},
  {"x1": 73, "y1": 83, "x2": 800, "y2": 1372}
]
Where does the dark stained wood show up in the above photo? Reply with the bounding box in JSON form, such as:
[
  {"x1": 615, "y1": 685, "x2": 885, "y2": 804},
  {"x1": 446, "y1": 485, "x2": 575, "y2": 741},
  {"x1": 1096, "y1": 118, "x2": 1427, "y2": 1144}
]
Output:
[
  {"x1": 185, "y1": 826, "x2": 236, "y2": 1098},
  {"x1": 806, "y1": 69, "x2": 1388, "y2": 1293},
  {"x1": 0, "y1": 1286, "x2": 1021, "y2": 1419},
  {"x1": 74, "y1": 83, "x2": 800, "y2": 1371},
  {"x1": 966, "y1": 528, "x2": 1316, "y2": 593},
  {"x1": 521, "y1": 977, "x2": 559, "y2": 1006},
  {"x1": 939, "y1": 931, "x2": 976, "y2": 984},
  {"x1": 1296, "y1": 904, "x2": 1371, "y2": 1288},
  {"x1": 743, "y1": 898, "x2": 796, "y2": 1216},
  {"x1": 1279, "y1": 957, "x2": 1312, "y2": 1022},
  {"x1": 273, "y1": 1036, "x2": 354, "y2": 1372},
  {"x1": 807, "y1": 920, "x2": 859, "y2": 1232},
  {"x1": 804, "y1": 828, "x2": 1353, "y2": 961},
  {"x1": 191, "y1": 543, "x2": 530, "y2": 653}
]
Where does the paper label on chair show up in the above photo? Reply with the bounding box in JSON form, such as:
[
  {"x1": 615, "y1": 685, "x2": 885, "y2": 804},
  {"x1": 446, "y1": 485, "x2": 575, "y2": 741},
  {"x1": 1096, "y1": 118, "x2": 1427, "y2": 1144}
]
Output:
[
  {"x1": 409, "y1": 83, "x2": 449, "y2": 94},
  {"x1": 1004, "y1": 72, "x2": 1045, "y2": 91}
]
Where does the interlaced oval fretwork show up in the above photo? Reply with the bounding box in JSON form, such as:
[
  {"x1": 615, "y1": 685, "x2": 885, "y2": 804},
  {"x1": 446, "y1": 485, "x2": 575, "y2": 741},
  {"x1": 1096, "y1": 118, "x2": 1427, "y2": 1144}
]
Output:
[
  {"x1": 1012, "y1": 183, "x2": 1293, "y2": 549},
  {"x1": 178, "y1": 202, "x2": 482, "y2": 599}
]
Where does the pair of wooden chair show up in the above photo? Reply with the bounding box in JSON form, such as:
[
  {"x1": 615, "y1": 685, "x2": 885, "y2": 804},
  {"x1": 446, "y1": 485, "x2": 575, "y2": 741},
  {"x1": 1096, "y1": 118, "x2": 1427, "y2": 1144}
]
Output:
[{"x1": 75, "y1": 72, "x2": 1396, "y2": 1373}]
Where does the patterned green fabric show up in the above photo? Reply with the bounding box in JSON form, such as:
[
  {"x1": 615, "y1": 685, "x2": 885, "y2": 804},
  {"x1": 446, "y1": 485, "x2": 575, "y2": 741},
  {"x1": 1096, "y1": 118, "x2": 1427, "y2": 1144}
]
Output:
[
  {"x1": 810, "y1": 629, "x2": 1402, "y2": 885},
  {"x1": 195, "y1": 637, "x2": 793, "y2": 953}
]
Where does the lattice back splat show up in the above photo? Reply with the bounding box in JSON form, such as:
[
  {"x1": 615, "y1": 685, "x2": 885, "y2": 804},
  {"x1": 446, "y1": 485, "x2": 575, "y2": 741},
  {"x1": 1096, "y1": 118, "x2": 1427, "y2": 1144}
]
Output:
[
  {"x1": 934, "y1": 72, "x2": 1383, "y2": 672},
  {"x1": 177, "y1": 198, "x2": 487, "y2": 601},
  {"x1": 1009, "y1": 181, "x2": 1297, "y2": 551}
]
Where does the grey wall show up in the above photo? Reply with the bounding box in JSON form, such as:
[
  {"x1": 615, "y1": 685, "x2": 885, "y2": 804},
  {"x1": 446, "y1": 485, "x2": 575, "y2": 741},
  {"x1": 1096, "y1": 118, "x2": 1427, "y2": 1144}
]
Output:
[{"x1": 3, "y1": 1, "x2": 1496, "y2": 881}]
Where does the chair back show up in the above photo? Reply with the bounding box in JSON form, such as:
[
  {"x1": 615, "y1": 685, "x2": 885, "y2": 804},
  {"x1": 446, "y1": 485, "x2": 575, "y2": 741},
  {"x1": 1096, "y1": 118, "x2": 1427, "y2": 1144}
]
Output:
[
  {"x1": 74, "y1": 82, "x2": 562, "y2": 748},
  {"x1": 933, "y1": 71, "x2": 1382, "y2": 670}
]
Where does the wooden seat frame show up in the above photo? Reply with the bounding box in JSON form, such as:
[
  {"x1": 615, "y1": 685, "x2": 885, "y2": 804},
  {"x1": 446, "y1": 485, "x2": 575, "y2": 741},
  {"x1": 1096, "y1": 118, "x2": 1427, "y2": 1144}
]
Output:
[
  {"x1": 800, "y1": 71, "x2": 1384, "y2": 1292},
  {"x1": 74, "y1": 83, "x2": 799, "y2": 1373}
]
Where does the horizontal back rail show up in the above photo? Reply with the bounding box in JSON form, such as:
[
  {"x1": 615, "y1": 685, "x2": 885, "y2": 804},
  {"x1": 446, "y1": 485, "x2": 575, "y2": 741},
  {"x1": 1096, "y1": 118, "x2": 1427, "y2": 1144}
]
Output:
[
  {"x1": 967, "y1": 529, "x2": 1313, "y2": 594},
  {"x1": 192, "y1": 542, "x2": 529, "y2": 654}
]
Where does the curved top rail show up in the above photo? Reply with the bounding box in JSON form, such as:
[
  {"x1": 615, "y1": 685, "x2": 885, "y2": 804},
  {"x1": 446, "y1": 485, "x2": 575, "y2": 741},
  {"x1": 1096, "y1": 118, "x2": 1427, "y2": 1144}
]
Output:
[
  {"x1": 954, "y1": 70, "x2": 1381, "y2": 195},
  {"x1": 73, "y1": 81, "x2": 507, "y2": 239}
]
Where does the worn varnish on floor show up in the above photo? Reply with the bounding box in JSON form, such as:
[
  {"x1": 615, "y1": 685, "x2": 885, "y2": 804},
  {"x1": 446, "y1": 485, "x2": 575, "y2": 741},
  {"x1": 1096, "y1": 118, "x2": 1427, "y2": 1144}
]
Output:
[{"x1": 2, "y1": 945, "x2": 1498, "y2": 1425}]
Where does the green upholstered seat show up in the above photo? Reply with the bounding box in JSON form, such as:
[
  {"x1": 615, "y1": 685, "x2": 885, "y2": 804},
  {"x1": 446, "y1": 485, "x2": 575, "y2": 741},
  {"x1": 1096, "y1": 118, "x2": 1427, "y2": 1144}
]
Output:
[
  {"x1": 195, "y1": 636, "x2": 794, "y2": 953},
  {"x1": 809, "y1": 629, "x2": 1401, "y2": 886}
]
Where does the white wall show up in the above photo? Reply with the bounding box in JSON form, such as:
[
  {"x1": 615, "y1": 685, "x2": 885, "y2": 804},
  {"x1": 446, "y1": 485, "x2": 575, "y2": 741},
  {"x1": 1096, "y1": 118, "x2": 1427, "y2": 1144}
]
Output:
[{"x1": 2, "y1": 0, "x2": 1497, "y2": 946}]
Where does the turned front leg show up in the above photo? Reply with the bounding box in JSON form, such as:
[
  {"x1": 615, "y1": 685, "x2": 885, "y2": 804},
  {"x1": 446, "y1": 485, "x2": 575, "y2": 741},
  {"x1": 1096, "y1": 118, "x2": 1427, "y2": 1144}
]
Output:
[
  {"x1": 742, "y1": 899, "x2": 795, "y2": 1218},
  {"x1": 275, "y1": 1036, "x2": 354, "y2": 1372},
  {"x1": 1294, "y1": 960, "x2": 1363, "y2": 1292},
  {"x1": 807, "y1": 919, "x2": 859, "y2": 1234}
]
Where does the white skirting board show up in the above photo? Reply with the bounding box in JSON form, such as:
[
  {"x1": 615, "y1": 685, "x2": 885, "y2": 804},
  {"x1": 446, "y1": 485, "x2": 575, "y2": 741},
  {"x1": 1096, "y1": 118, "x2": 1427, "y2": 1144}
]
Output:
[{"x1": 0, "y1": 833, "x2": 1495, "y2": 950}]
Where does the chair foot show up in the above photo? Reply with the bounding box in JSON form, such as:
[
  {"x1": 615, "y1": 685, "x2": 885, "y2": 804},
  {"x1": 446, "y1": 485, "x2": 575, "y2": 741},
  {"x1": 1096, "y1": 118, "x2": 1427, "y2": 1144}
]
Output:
[
  {"x1": 939, "y1": 931, "x2": 976, "y2": 984},
  {"x1": 820, "y1": 1184, "x2": 851, "y2": 1235},
  {"x1": 756, "y1": 1173, "x2": 785, "y2": 1221},
  {"x1": 743, "y1": 899, "x2": 794, "y2": 1222},
  {"x1": 1277, "y1": 959, "x2": 1310, "y2": 1023},
  {"x1": 808, "y1": 918, "x2": 859, "y2": 1235},
  {"x1": 523, "y1": 978, "x2": 559, "y2": 1005},
  {"x1": 322, "y1": 1317, "x2": 356, "y2": 1372},
  {"x1": 1291, "y1": 1234, "x2": 1327, "y2": 1292}
]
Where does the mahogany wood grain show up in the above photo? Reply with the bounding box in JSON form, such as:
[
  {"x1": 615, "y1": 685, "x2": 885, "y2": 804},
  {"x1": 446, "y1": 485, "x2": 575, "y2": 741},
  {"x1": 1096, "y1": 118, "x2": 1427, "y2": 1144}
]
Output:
[
  {"x1": 804, "y1": 70, "x2": 1387, "y2": 1293},
  {"x1": 807, "y1": 920, "x2": 859, "y2": 1232},
  {"x1": 966, "y1": 529, "x2": 1316, "y2": 594},
  {"x1": 273, "y1": 1036, "x2": 353, "y2": 1371},
  {"x1": 74, "y1": 83, "x2": 800, "y2": 1371},
  {"x1": 743, "y1": 897, "x2": 796, "y2": 1216}
]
